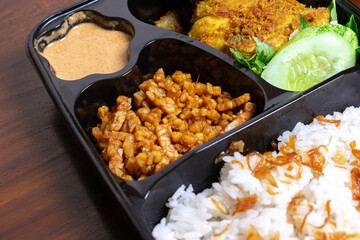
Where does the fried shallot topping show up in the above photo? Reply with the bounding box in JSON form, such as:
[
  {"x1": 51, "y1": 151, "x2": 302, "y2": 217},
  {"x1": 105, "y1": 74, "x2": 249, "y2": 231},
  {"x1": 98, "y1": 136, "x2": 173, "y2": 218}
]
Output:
[
  {"x1": 349, "y1": 141, "x2": 360, "y2": 211},
  {"x1": 315, "y1": 115, "x2": 341, "y2": 127},
  {"x1": 247, "y1": 225, "x2": 280, "y2": 240},
  {"x1": 214, "y1": 223, "x2": 231, "y2": 237},
  {"x1": 242, "y1": 135, "x2": 328, "y2": 186},
  {"x1": 211, "y1": 198, "x2": 230, "y2": 215},
  {"x1": 232, "y1": 194, "x2": 258, "y2": 216},
  {"x1": 287, "y1": 196, "x2": 336, "y2": 236}
]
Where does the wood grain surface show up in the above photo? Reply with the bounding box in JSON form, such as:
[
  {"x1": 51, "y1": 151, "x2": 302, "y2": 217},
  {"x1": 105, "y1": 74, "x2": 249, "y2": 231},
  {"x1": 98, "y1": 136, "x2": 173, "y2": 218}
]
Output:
[
  {"x1": 1, "y1": 0, "x2": 360, "y2": 239},
  {"x1": 0, "y1": 0, "x2": 140, "y2": 239}
]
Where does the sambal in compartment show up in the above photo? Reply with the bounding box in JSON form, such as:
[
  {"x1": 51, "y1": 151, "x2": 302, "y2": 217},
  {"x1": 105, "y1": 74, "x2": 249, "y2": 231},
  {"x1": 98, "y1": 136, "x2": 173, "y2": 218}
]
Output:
[
  {"x1": 37, "y1": 12, "x2": 133, "y2": 81},
  {"x1": 92, "y1": 68, "x2": 256, "y2": 180},
  {"x1": 41, "y1": 23, "x2": 131, "y2": 80}
]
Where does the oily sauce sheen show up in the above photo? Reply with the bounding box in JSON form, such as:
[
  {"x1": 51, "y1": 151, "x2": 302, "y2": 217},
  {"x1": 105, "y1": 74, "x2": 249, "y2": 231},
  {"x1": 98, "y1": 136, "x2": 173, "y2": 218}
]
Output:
[{"x1": 42, "y1": 22, "x2": 132, "y2": 80}]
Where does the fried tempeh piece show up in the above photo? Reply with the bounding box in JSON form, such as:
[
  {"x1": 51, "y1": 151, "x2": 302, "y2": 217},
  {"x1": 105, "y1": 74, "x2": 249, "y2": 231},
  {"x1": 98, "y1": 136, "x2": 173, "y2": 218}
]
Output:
[{"x1": 92, "y1": 68, "x2": 256, "y2": 180}]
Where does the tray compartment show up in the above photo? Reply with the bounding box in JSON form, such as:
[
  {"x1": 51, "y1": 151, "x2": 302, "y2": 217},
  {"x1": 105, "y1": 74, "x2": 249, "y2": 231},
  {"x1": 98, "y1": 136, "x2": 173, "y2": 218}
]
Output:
[
  {"x1": 128, "y1": 0, "x2": 193, "y2": 26},
  {"x1": 129, "y1": 0, "x2": 360, "y2": 94},
  {"x1": 130, "y1": 0, "x2": 360, "y2": 36},
  {"x1": 34, "y1": 10, "x2": 135, "y2": 80},
  {"x1": 74, "y1": 38, "x2": 268, "y2": 191},
  {"x1": 138, "y1": 65, "x2": 360, "y2": 238}
]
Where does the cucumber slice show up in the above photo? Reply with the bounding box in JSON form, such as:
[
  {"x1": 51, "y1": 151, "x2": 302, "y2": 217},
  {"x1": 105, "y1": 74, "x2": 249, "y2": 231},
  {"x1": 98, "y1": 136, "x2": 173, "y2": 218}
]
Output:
[{"x1": 261, "y1": 23, "x2": 358, "y2": 91}]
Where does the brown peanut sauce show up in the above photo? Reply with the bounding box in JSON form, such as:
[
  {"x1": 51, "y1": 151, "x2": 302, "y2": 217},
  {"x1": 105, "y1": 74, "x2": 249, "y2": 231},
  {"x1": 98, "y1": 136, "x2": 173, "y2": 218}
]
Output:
[{"x1": 41, "y1": 22, "x2": 131, "y2": 80}]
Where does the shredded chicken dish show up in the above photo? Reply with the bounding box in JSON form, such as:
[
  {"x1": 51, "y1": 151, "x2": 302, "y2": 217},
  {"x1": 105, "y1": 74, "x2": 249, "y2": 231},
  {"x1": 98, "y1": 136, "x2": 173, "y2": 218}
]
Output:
[{"x1": 155, "y1": 0, "x2": 331, "y2": 58}]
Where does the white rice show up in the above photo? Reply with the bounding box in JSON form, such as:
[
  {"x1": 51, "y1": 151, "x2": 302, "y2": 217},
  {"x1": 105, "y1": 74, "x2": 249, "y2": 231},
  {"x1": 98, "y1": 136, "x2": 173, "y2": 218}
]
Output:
[{"x1": 152, "y1": 106, "x2": 360, "y2": 240}]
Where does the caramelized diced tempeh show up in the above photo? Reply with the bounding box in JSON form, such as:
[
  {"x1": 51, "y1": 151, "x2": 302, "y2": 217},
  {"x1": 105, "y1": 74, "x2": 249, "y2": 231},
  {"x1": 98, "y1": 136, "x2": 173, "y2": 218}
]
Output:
[{"x1": 92, "y1": 68, "x2": 256, "y2": 180}]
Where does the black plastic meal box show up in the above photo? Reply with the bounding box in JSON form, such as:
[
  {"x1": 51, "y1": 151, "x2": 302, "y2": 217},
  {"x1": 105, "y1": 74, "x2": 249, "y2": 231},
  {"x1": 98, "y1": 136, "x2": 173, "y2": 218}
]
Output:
[{"x1": 26, "y1": 0, "x2": 360, "y2": 239}]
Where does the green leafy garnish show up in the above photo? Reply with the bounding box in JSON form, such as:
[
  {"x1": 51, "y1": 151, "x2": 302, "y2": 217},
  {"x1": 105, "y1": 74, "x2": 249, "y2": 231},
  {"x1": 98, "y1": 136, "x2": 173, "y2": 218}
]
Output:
[
  {"x1": 345, "y1": 15, "x2": 359, "y2": 39},
  {"x1": 357, "y1": 47, "x2": 360, "y2": 55},
  {"x1": 330, "y1": 2, "x2": 360, "y2": 61},
  {"x1": 345, "y1": 15, "x2": 360, "y2": 61},
  {"x1": 230, "y1": 36, "x2": 274, "y2": 75},
  {"x1": 299, "y1": 14, "x2": 309, "y2": 29},
  {"x1": 253, "y1": 37, "x2": 275, "y2": 63},
  {"x1": 329, "y1": 0, "x2": 338, "y2": 22}
]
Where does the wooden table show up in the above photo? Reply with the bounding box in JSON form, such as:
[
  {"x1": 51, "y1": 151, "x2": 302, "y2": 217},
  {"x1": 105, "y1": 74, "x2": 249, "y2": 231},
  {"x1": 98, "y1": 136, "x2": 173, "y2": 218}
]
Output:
[
  {"x1": 1, "y1": 0, "x2": 360, "y2": 239},
  {"x1": 0, "y1": 0, "x2": 140, "y2": 239}
]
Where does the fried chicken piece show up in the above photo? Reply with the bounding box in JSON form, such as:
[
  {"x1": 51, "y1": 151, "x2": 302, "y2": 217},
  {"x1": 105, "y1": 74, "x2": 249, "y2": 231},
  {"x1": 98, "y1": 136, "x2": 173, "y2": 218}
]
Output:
[
  {"x1": 188, "y1": 0, "x2": 331, "y2": 58},
  {"x1": 191, "y1": 0, "x2": 255, "y2": 21},
  {"x1": 188, "y1": 16, "x2": 231, "y2": 52},
  {"x1": 188, "y1": 0, "x2": 249, "y2": 53},
  {"x1": 301, "y1": 7, "x2": 331, "y2": 26}
]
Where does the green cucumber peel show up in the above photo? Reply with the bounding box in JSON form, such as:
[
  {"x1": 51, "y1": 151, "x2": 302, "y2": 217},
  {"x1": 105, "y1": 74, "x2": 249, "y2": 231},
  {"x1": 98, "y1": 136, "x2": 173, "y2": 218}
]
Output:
[
  {"x1": 344, "y1": 15, "x2": 360, "y2": 61},
  {"x1": 278, "y1": 23, "x2": 358, "y2": 55},
  {"x1": 329, "y1": 0, "x2": 337, "y2": 22},
  {"x1": 253, "y1": 36, "x2": 275, "y2": 63},
  {"x1": 261, "y1": 23, "x2": 358, "y2": 91}
]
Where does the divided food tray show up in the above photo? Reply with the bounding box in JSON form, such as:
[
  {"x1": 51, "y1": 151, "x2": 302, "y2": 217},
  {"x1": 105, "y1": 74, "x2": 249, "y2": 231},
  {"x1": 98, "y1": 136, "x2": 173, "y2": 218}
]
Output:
[{"x1": 26, "y1": 0, "x2": 360, "y2": 239}]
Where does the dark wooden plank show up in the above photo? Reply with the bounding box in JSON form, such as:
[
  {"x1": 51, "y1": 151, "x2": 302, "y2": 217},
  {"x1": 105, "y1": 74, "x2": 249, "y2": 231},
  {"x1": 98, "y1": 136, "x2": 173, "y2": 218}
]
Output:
[
  {"x1": 0, "y1": 0, "x2": 139, "y2": 239},
  {"x1": 353, "y1": 0, "x2": 360, "y2": 7}
]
